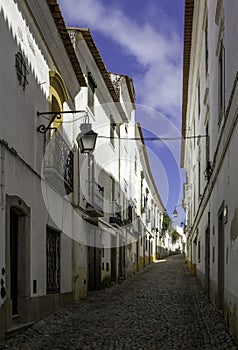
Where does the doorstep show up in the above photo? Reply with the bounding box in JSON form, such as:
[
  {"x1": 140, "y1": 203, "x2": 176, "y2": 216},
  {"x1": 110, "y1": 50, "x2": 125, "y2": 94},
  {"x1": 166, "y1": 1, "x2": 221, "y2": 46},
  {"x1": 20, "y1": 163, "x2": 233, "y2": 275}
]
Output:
[{"x1": 6, "y1": 322, "x2": 35, "y2": 338}]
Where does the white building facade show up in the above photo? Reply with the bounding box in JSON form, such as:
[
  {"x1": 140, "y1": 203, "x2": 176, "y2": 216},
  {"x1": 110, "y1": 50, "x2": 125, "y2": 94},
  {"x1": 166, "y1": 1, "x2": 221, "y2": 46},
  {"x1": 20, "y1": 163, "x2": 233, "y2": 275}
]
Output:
[
  {"x1": 0, "y1": 0, "x2": 165, "y2": 340},
  {"x1": 0, "y1": 0, "x2": 87, "y2": 338},
  {"x1": 182, "y1": 0, "x2": 238, "y2": 342}
]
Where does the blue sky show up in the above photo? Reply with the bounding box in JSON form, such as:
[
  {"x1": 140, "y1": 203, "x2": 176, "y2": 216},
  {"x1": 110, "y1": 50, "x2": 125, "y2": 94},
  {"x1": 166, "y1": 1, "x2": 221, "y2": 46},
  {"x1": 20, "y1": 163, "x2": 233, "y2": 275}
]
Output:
[{"x1": 58, "y1": 0, "x2": 185, "y2": 220}]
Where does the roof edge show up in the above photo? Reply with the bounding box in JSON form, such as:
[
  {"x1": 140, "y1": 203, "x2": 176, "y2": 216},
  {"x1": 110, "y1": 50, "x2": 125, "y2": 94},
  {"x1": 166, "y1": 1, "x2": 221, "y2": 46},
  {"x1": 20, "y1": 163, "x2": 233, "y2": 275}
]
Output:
[
  {"x1": 47, "y1": 0, "x2": 86, "y2": 87},
  {"x1": 181, "y1": 0, "x2": 194, "y2": 167}
]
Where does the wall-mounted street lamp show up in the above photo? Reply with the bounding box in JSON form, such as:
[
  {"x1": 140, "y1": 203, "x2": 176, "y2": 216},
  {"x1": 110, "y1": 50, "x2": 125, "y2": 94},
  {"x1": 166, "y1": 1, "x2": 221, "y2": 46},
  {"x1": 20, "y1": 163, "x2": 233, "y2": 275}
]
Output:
[
  {"x1": 37, "y1": 110, "x2": 98, "y2": 153},
  {"x1": 172, "y1": 204, "x2": 189, "y2": 218},
  {"x1": 76, "y1": 123, "x2": 97, "y2": 154}
]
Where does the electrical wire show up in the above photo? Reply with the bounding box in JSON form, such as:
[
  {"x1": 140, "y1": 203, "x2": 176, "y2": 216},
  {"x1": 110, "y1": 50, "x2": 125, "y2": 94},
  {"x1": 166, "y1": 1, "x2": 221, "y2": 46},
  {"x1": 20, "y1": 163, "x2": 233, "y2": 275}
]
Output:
[
  {"x1": 97, "y1": 135, "x2": 207, "y2": 141},
  {"x1": 38, "y1": 114, "x2": 207, "y2": 140},
  {"x1": 38, "y1": 114, "x2": 88, "y2": 123}
]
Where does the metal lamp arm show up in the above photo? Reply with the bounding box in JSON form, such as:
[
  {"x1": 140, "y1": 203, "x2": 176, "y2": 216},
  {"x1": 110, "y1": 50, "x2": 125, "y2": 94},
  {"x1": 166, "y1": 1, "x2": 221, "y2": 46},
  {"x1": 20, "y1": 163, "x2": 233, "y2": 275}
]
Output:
[{"x1": 36, "y1": 110, "x2": 88, "y2": 134}]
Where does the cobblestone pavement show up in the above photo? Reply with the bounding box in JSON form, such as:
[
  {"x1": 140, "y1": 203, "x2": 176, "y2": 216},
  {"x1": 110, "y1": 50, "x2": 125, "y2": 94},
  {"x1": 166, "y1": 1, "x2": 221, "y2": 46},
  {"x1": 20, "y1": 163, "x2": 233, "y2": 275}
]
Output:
[{"x1": 0, "y1": 255, "x2": 237, "y2": 350}]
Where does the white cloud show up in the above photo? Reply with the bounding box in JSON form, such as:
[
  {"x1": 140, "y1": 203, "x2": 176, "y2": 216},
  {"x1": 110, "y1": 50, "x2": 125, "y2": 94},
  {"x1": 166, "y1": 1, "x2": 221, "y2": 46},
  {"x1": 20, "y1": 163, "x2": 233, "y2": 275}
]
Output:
[{"x1": 58, "y1": 0, "x2": 182, "y2": 123}]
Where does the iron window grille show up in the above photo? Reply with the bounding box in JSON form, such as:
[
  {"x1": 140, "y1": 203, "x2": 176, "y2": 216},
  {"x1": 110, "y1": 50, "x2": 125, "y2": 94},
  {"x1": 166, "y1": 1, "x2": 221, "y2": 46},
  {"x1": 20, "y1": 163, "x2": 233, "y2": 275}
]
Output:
[
  {"x1": 15, "y1": 50, "x2": 29, "y2": 90},
  {"x1": 46, "y1": 227, "x2": 60, "y2": 294}
]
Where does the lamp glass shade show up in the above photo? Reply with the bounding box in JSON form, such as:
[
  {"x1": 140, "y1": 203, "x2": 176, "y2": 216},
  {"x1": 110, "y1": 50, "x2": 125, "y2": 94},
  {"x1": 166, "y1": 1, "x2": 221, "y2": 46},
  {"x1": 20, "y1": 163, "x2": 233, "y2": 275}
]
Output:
[{"x1": 77, "y1": 123, "x2": 98, "y2": 153}]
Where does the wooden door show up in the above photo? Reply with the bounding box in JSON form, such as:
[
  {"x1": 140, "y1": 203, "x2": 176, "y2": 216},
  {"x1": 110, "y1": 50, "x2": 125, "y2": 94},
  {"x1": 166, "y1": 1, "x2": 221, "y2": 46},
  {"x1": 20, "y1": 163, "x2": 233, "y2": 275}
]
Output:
[
  {"x1": 218, "y1": 204, "x2": 224, "y2": 311},
  {"x1": 10, "y1": 209, "x2": 18, "y2": 316}
]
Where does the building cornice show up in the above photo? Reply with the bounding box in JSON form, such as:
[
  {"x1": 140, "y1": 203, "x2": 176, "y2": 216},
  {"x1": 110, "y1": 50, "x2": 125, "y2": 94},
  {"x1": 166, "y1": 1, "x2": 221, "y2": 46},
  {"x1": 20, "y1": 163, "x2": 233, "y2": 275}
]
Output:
[{"x1": 181, "y1": 0, "x2": 194, "y2": 167}]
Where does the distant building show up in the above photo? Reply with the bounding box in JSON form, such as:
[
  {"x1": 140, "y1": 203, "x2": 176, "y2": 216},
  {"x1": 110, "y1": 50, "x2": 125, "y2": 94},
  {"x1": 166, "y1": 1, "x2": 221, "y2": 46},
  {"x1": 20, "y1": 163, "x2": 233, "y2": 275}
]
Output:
[{"x1": 182, "y1": 0, "x2": 238, "y2": 343}]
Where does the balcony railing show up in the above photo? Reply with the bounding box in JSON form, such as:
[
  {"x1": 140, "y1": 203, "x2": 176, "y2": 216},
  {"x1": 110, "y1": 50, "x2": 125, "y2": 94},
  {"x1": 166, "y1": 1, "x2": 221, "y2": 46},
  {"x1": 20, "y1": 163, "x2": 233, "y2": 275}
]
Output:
[
  {"x1": 85, "y1": 180, "x2": 104, "y2": 217},
  {"x1": 109, "y1": 201, "x2": 122, "y2": 227},
  {"x1": 44, "y1": 131, "x2": 74, "y2": 194}
]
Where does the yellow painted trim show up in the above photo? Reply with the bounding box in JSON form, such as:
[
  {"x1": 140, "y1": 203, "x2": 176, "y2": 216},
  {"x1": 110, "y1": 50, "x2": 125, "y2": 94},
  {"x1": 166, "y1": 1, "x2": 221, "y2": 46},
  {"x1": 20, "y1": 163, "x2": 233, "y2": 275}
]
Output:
[
  {"x1": 49, "y1": 71, "x2": 69, "y2": 130},
  {"x1": 49, "y1": 88, "x2": 62, "y2": 129},
  {"x1": 50, "y1": 71, "x2": 69, "y2": 103}
]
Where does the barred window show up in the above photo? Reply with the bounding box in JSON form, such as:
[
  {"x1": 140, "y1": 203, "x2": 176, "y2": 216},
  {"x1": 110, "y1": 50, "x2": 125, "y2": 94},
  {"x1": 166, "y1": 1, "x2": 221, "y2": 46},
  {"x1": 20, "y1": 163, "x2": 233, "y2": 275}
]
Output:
[{"x1": 46, "y1": 227, "x2": 60, "y2": 294}]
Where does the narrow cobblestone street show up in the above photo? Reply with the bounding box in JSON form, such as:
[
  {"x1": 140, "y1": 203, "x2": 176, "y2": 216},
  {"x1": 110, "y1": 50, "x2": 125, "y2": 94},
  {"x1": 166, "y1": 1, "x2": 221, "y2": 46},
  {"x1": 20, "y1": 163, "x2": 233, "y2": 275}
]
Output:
[{"x1": 0, "y1": 255, "x2": 237, "y2": 350}]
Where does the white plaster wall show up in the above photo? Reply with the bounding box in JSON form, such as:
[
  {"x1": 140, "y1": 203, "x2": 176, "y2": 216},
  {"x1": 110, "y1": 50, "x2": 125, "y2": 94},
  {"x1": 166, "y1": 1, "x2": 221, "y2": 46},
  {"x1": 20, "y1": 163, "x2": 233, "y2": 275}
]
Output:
[
  {"x1": 0, "y1": 0, "x2": 80, "y2": 302},
  {"x1": 0, "y1": 3, "x2": 49, "y2": 174},
  {"x1": 4, "y1": 153, "x2": 47, "y2": 296},
  {"x1": 183, "y1": 3, "x2": 238, "y2": 340}
]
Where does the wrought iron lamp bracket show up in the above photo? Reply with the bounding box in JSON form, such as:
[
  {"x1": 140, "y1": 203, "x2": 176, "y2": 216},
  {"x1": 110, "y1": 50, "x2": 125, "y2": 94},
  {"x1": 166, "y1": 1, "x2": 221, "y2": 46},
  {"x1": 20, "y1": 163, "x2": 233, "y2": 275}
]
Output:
[
  {"x1": 37, "y1": 112, "x2": 61, "y2": 134},
  {"x1": 37, "y1": 110, "x2": 88, "y2": 134}
]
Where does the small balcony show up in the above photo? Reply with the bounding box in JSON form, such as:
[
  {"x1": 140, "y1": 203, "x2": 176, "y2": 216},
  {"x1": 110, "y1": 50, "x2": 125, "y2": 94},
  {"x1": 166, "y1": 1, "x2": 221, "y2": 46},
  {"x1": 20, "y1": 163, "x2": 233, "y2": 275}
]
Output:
[
  {"x1": 84, "y1": 180, "x2": 104, "y2": 217},
  {"x1": 109, "y1": 201, "x2": 122, "y2": 227},
  {"x1": 44, "y1": 131, "x2": 74, "y2": 194}
]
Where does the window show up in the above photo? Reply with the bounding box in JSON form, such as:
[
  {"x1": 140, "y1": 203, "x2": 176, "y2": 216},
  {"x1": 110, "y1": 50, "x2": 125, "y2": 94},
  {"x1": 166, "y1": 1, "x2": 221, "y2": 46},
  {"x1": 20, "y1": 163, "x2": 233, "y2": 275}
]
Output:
[
  {"x1": 106, "y1": 263, "x2": 109, "y2": 271},
  {"x1": 198, "y1": 160, "x2": 201, "y2": 197},
  {"x1": 128, "y1": 204, "x2": 133, "y2": 222},
  {"x1": 205, "y1": 17, "x2": 208, "y2": 75},
  {"x1": 218, "y1": 45, "x2": 224, "y2": 121},
  {"x1": 15, "y1": 50, "x2": 29, "y2": 90},
  {"x1": 206, "y1": 123, "x2": 210, "y2": 165},
  {"x1": 193, "y1": 117, "x2": 196, "y2": 149},
  {"x1": 148, "y1": 208, "x2": 151, "y2": 220},
  {"x1": 193, "y1": 183, "x2": 196, "y2": 217},
  {"x1": 88, "y1": 73, "x2": 96, "y2": 114},
  {"x1": 143, "y1": 195, "x2": 147, "y2": 209},
  {"x1": 111, "y1": 177, "x2": 115, "y2": 202},
  {"x1": 87, "y1": 154, "x2": 95, "y2": 206},
  {"x1": 46, "y1": 227, "x2": 60, "y2": 294},
  {"x1": 197, "y1": 79, "x2": 201, "y2": 118},
  {"x1": 110, "y1": 116, "x2": 116, "y2": 147},
  {"x1": 135, "y1": 154, "x2": 138, "y2": 172},
  {"x1": 198, "y1": 240, "x2": 201, "y2": 263}
]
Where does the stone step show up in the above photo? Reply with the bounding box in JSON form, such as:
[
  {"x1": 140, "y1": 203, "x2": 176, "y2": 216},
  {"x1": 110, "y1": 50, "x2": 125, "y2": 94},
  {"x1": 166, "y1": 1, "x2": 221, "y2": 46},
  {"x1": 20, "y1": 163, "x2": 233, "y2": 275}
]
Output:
[{"x1": 6, "y1": 322, "x2": 34, "y2": 338}]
